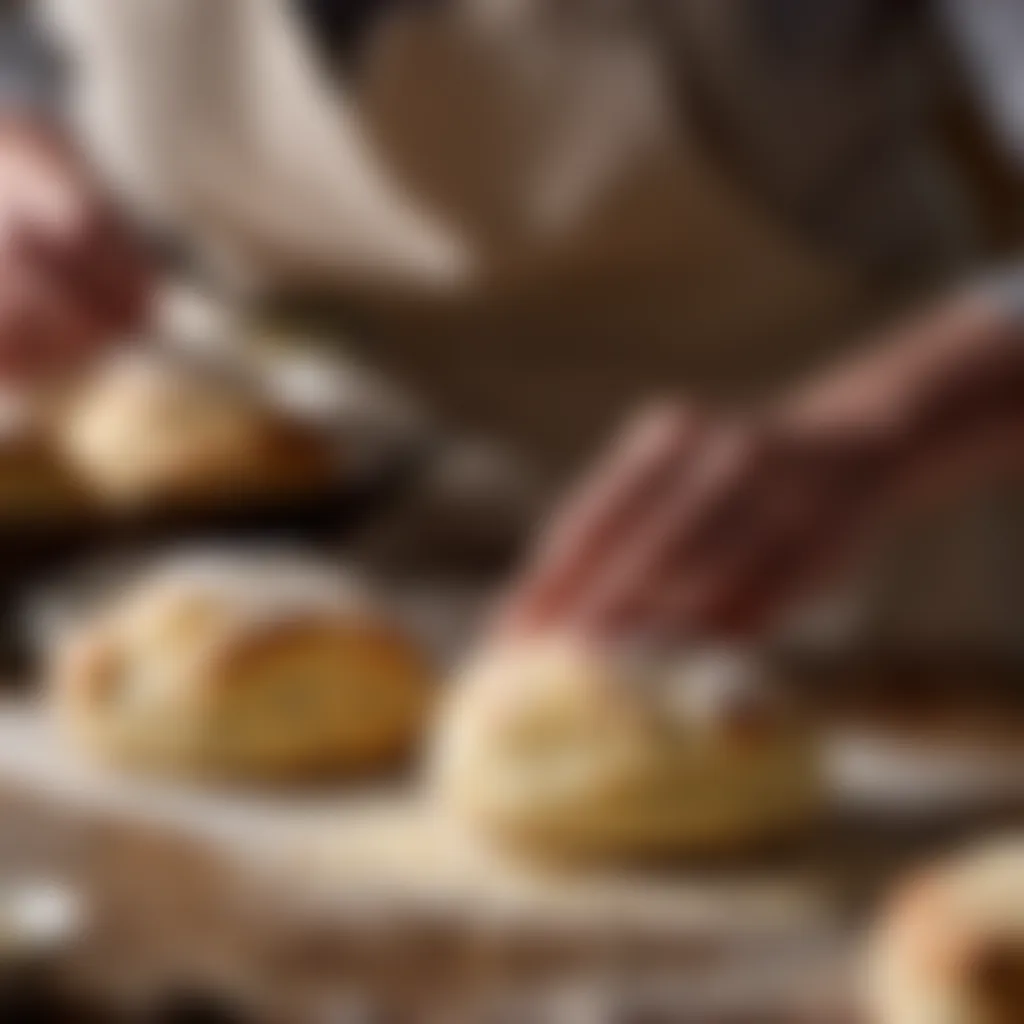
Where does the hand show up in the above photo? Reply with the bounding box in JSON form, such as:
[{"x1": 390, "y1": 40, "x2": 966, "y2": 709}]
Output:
[
  {"x1": 498, "y1": 400, "x2": 904, "y2": 642},
  {"x1": 0, "y1": 117, "x2": 152, "y2": 379}
]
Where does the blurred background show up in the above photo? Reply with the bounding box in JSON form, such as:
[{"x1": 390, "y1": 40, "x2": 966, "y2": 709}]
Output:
[{"x1": 1, "y1": 0, "x2": 1024, "y2": 1020}]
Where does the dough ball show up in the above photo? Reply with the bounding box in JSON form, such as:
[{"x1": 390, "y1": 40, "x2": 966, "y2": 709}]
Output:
[
  {"x1": 56, "y1": 353, "x2": 335, "y2": 511},
  {"x1": 435, "y1": 640, "x2": 823, "y2": 859},
  {"x1": 51, "y1": 552, "x2": 435, "y2": 779},
  {"x1": 868, "y1": 838, "x2": 1024, "y2": 1024}
]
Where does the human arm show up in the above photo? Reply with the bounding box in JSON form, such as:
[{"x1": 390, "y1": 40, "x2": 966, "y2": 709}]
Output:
[
  {"x1": 0, "y1": 2, "x2": 152, "y2": 379},
  {"x1": 497, "y1": 283, "x2": 1024, "y2": 641}
]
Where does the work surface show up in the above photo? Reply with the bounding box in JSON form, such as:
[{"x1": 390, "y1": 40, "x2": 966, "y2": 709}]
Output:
[{"x1": 2, "y1": 700, "x2": 1024, "y2": 1021}]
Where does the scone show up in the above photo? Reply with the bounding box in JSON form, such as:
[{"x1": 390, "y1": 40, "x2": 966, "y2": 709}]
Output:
[
  {"x1": 868, "y1": 838, "x2": 1024, "y2": 1024},
  {"x1": 51, "y1": 553, "x2": 434, "y2": 779},
  {"x1": 56, "y1": 353, "x2": 335, "y2": 512},
  {"x1": 435, "y1": 641, "x2": 822, "y2": 859}
]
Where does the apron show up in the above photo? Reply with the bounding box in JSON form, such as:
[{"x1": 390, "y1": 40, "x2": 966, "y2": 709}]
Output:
[{"x1": 40, "y1": 0, "x2": 1024, "y2": 659}]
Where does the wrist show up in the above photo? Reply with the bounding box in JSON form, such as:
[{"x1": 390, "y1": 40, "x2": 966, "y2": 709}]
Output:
[{"x1": 780, "y1": 289, "x2": 1024, "y2": 511}]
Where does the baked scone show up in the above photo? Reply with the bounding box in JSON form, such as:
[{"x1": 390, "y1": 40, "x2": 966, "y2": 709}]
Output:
[
  {"x1": 56, "y1": 353, "x2": 336, "y2": 512},
  {"x1": 435, "y1": 641, "x2": 822, "y2": 859},
  {"x1": 51, "y1": 553, "x2": 434, "y2": 779},
  {"x1": 868, "y1": 838, "x2": 1024, "y2": 1024}
]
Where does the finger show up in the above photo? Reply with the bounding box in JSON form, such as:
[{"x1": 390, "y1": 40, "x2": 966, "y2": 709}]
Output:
[
  {"x1": 573, "y1": 425, "x2": 767, "y2": 637},
  {"x1": 699, "y1": 503, "x2": 859, "y2": 636},
  {"x1": 659, "y1": 486, "x2": 815, "y2": 636},
  {"x1": 662, "y1": 423, "x2": 902, "y2": 637},
  {"x1": 568, "y1": 435, "x2": 734, "y2": 636},
  {"x1": 657, "y1": 479, "x2": 865, "y2": 638},
  {"x1": 2, "y1": 150, "x2": 151, "y2": 318},
  {"x1": 495, "y1": 403, "x2": 703, "y2": 636},
  {"x1": 666, "y1": 425, "x2": 774, "y2": 564},
  {"x1": 724, "y1": 470, "x2": 893, "y2": 635}
]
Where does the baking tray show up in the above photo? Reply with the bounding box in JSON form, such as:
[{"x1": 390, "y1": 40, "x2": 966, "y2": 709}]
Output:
[{"x1": 0, "y1": 438, "x2": 431, "y2": 678}]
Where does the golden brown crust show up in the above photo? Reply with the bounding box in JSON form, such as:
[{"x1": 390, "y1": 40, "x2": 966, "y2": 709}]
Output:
[
  {"x1": 214, "y1": 615, "x2": 431, "y2": 692},
  {"x1": 868, "y1": 839, "x2": 1024, "y2": 1024},
  {"x1": 56, "y1": 354, "x2": 337, "y2": 513},
  {"x1": 435, "y1": 642, "x2": 823, "y2": 861},
  {"x1": 207, "y1": 616, "x2": 433, "y2": 769},
  {"x1": 0, "y1": 398, "x2": 90, "y2": 521},
  {"x1": 50, "y1": 556, "x2": 435, "y2": 781}
]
